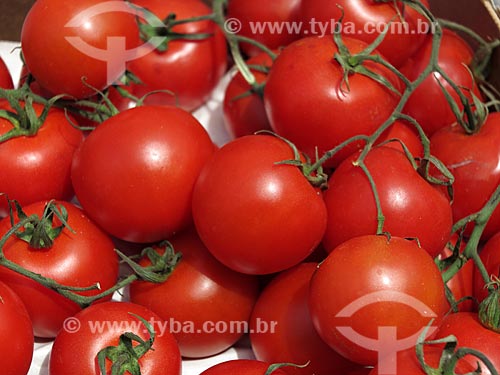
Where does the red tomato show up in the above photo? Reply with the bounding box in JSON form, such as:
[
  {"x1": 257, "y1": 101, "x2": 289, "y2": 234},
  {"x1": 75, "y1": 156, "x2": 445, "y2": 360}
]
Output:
[
  {"x1": 0, "y1": 200, "x2": 119, "y2": 338},
  {"x1": 369, "y1": 345, "x2": 476, "y2": 375},
  {"x1": 49, "y1": 301, "x2": 181, "y2": 375},
  {"x1": 223, "y1": 51, "x2": 274, "y2": 139},
  {"x1": 402, "y1": 29, "x2": 482, "y2": 136},
  {"x1": 438, "y1": 237, "x2": 475, "y2": 312},
  {"x1": 0, "y1": 101, "x2": 83, "y2": 218},
  {"x1": 199, "y1": 360, "x2": 289, "y2": 375},
  {"x1": 250, "y1": 262, "x2": 362, "y2": 375},
  {"x1": 127, "y1": 0, "x2": 228, "y2": 112},
  {"x1": 264, "y1": 35, "x2": 400, "y2": 167},
  {"x1": 299, "y1": 0, "x2": 430, "y2": 67},
  {"x1": 226, "y1": 0, "x2": 302, "y2": 57},
  {"x1": 0, "y1": 57, "x2": 14, "y2": 89},
  {"x1": 130, "y1": 228, "x2": 260, "y2": 358},
  {"x1": 0, "y1": 281, "x2": 34, "y2": 375},
  {"x1": 435, "y1": 312, "x2": 500, "y2": 375},
  {"x1": 309, "y1": 235, "x2": 449, "y2": 366},
  {"x1": 431, "y1": 112, "x2": 500, "y2": 241},
  {"x1": 322, "y1": 146, "x2": 453, "y2": 258},
  {"x1": 378, "y1": 120, "x2": 424, "y2": 159},
  {"x1": 474, "y1": 231, "x2": 500, "y2": 304},
  {"x1": 192, "y1": 134, "x2": 327, "y2": 275},
  {"x1": 71, "y1": 105, "x2": 215, "y2": 243},
  {"x1": 21, "y1": 0, "x2": 140, "y2": 98}
]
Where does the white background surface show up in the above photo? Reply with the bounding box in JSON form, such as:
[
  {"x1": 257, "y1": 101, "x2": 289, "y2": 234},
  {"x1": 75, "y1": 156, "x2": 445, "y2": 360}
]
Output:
[{"x1": 0, "y1": 40, "x2": 253, "y2": 375}]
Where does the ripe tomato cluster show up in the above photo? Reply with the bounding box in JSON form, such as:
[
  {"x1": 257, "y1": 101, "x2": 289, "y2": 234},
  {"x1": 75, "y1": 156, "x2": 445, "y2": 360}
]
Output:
[{"x1": 0, "y1": 0, "x2": 500, "y2": 374}]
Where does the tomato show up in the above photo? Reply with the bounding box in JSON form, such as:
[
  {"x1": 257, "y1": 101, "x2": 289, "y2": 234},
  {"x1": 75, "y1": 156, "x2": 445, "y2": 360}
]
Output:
[
  {"x1": 192, "y1": 134, "x2": 327, "y2": 275},
  {"x1": 402, "y1": 29, "x2": 482, "y2": 137},
  {"x1": 299, "y1": 0, "x2": 430, "y2": 68},
  {"x1": 0, "y1": 200, "x2": 119, "y2": 338},
  {"x1": 438, "y1": 237, "x2": 475, "y2": 312},
  {"x1": 0, "y1": 281, "x2": 34, "y2": 375},
  {"x1": 378, "y1": 121, "x2": 424, "y2": 159},
  {"x1": 0, "y1": 57, "x2": 14, "y2": 89},
  {"x1": 127, "y1": 0, "x2": 228, "y2": 112},
  {"x1": 263, "y1": 35, "x2": 400, "y2": 167},
  {"x1": 322, "y1": 146, "x2": 453, "y2": 258},
  {"x1": 226, "y1": 0, "x2": 302, "y2": 57},
  {"x1": 435, "y1": 312, "x2": 500, "y2": 375},
  {"x1": 0, "y1": 101, "x2": 83, "y2": 218},
  {"x1": 71, "y1": 105, "x2": 215, "y2": 243},
  {"x1": 223, "y1": 51, "x2": 274, "y2": 139},
  {"x1": 250, "y1": 262, "x2": 362, "y2": 375},
  {"x1": 430, "y1": 112, "x2": 500, "y2": 241},
  {"x1": 199, "y1": 360, "x2": 289, "y2": 375},
  {"x1": 309, "y1": 235, "x2": 449, "y2": 366},
  {"x1": 49, "y1": 301, "x2": 181, "y2": 375},
  {"x1": 474, "y1": 231, "x2": 500, "y2": 304},
  {"x1": 129, "y1": 228, "x2": 260, "y2": 358},
  {"x1": 21, "y1": 0, "x2": 140, "y2": 98},
  {"x1": 369, "y1": 345, "x2": 476, "y2": 375}
]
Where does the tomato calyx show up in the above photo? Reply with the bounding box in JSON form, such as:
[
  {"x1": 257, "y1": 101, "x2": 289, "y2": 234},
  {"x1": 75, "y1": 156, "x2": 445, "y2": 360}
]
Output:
[
  {"x1": 97, "y1": 313, "x2": 156, "y2": 375},
  {"x1": 118, "y1": 241, "x2": 181, "y2": 284},
  {"x1": 9, "y1": 200, "x2": 73, "y2": 250},
  {"x1": 478, "y1": 276, "x2": 500, "y2": 333},
  {"x1": 131, "y1": 3, "x2": 214, "y2": 53},
  {"x1": 0, "y1": 85, "x2": 64, "y2": 143}
]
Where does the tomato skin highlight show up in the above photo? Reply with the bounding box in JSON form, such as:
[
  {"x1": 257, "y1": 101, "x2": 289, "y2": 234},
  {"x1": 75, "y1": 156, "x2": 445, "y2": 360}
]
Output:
[
  {"x1": 250, "y1": 262, "x2": 362, "y2": 375},
  {"x1": 71, "y1": 105, "x2": 215, "y2": 243},
  {"x1": 0, "y1": 200, "x2": 119, "y2": 338},
  {"x1": 322, "y1": 146, "x2": 453, "y2": 258},
  {"x1": 0, "y1": 102, "x2": 83, "y2": 218},
  {"x1": 192, "y1": 134, "x2": 327, "y2": 275},
  {"x1": 309, "y1": 235, "x2": 449, "y2": 366},
  {"x1": 0, "y1": 281, "x2": 34, "y2": 375},
  {"x1": 49, "y1": 301, "x2": 182, "y2": 375},
  {"x1": 130, "y1": 228, "x2": 260, "y2": 358},
  {"x1": 264, "y1": 35, "x2": 400, "y2": 168},
  {"x1": 21, "y1": 0, "x2": 140, "y2": 99}
]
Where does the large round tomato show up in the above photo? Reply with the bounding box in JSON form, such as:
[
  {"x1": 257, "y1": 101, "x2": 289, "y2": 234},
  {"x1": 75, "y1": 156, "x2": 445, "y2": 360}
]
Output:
[
  {"x1": 127, "y1": 0, "x2": 228, "y2": 112},
  {"x1": 223, "y1": 51, "x2": 274, "y2": 139},
  {"x1": 129, "y1": 228, "x2": 260, "y2": 358},
  {"x1": 0, "y1": 57, "x2": 14, "y2": 89},
  {"x1": 322, "y1": 146, "x2": 453, "y2": 258},
  {"x1": 430, "y1": 112, "x2": 500, "y2": 241},
  {"x1": 71, "y1": 105, "x2": 215, "y2": 243},
  {"x1": 435, "y1": 312, "x2": 500, "y2": 375},
  {"x1": 250, "y1": 262, "x2": 362, "y2": 375},
  {"x1": 309, "y1": 235, "x2": 449, "y2": 366},
  {"x1": 49, "y1": 301, "x2": 181, "y2": 375},
  {"x1": 21, "y1": 0, "x2": 140, "y2": 98},
  {"x1": 299, "y1": 0, "x2": 430, "y2": 68},
  {"x1": 369, "y1": 345, "x2": 476, "y2": 375},
  {"x1": 0, "y1": 101, "x2": 83, "y2": 218},
  {"x1": 192, "y1": 134, "x2": 327, "y2": 275},
  {"x1": 402, "y1": 29, "x2": 482, "y2": 137},
  {"x1": 0, "y1": 281, "x2": 34, "y2": 375},
  {"x1": 474, "y1": 231, "x2": 500, "y2": 304},
  {"x1": 0, "y1": 200, "x2": 119, "y2": 338},
  {"x1": 226, "y1": 0, "x2": 302, "y2": 57},
  {"x1": 264, "y1": 36, "x2": 400, "y2": 167},
  {"x1": 199, "y1": 360, "x2": 289, "y2": 375}
]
